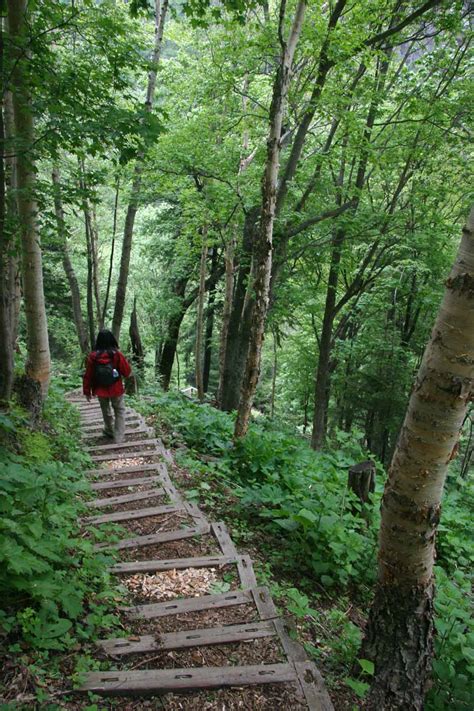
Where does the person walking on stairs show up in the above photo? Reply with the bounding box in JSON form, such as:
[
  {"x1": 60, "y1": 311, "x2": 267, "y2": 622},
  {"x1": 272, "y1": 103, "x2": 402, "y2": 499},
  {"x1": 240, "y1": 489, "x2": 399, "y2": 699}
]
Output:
[{"x1": 83, "y1": 329, "x2": 132, "y2": 443}]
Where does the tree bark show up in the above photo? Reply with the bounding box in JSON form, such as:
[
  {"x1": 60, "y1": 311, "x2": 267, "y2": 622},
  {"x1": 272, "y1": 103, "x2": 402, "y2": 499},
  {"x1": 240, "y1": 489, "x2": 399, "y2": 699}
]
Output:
[
  {"x1": 52, "y1": 167, "x2": 89, "y2": 355},
  {"x1": 7, "y1": 0, "x2": 51, "y2": 399},
  {"x1": 195, "y1": 232, "x2": 208, "y2": 402},
  {"x1": 111, "y1": 0, "x2": 168, "y2": 340},
  {"x1": 158, "y1": 276, "x2": 188, "y2": 390},
  {"x1": 0, "y1": 76, "x2": 14, "y2": 402},
  {"x1": 234, "y1": 0, "x2": 307, "y2": 439},
  {"x1": 79, "y1": 159, "x2": 102, "y2": 334},
  {"x1": 219, "y1": 208, "x2": 257, "y2": 411},
  {"x1": 203, "y1": 247, "x2": 217, "y2": 393},
  {"x1": 217, "y1": 234, "x2": 236, "y2": 405},
  {"x1": 90, "y1": 203, "x2": 102, "y2": 328},
  {"x1": 129, "y1": 296, "x2": 144, "y2": 372},
  {"x1": 3, "y1": 89, "x2": 20, "y2": 355},
  {"x1": 362, "y1": 208, "x2": 474, "y2": 710},
  {"x1": 102, "y1": 175, "x2": 119, "y2": 325},
  {"x1": 311, "y1": 228, "x2": 344, "y2": 449}
]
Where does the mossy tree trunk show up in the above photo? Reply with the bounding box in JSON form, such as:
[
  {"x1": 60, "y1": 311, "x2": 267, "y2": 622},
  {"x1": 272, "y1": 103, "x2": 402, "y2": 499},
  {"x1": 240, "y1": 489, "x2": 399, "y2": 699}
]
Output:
[
  {"x1": 7, "y1": 0, "x2": 51, "y2": 401},
  {"x1": 234, "y1": 0, "x2": 307, "y2": 438}
]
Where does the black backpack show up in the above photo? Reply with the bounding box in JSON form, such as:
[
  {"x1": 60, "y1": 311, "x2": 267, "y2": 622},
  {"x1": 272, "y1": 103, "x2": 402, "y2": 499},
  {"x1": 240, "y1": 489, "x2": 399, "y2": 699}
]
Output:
[{"x1": 93, "y1": 352, "x2": 120, "y2": 387}]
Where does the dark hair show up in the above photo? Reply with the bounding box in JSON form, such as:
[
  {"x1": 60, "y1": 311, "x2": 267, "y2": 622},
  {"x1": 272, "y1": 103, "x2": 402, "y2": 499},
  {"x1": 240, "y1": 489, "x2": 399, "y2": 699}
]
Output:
[{"x1": 95, "y1": 329, "x2": 118, "y2": 351}]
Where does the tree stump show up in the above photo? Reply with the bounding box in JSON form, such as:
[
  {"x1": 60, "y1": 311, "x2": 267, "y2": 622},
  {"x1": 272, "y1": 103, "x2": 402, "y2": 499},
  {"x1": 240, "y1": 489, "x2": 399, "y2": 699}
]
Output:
[{"x1": 348, "y1": 460, "x2": 376, "y2": 515}]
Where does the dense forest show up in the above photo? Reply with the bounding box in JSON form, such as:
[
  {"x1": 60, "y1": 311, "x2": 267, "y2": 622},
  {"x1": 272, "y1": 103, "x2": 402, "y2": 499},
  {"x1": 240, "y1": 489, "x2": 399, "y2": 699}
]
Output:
[{"x1": 0, "y1": 1, "x2": 473, "y2": 709}]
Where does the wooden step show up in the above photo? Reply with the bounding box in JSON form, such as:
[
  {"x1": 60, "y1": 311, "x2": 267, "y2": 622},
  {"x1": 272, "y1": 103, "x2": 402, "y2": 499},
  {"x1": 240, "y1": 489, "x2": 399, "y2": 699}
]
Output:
[
  {"x1": 125, "y1": 588, "x2": 255, "y2": 620},
  {"x1": 82, "y1": 413, "x2": 140, "y2": 425},
  {"x1": 79, "y1": 662, "x2": 298, "y2": 695},
  {"x1": 82, "y1": 427, "x2": 153, "y2": 440},
  {"x1": 91, "y1": 449, "x2": 163, "y2": 463},
  {"x1": 85, "y1": 463, "x2": 159, "y2": 477},
  {"x1": 111, "y1": 554, "x2": 235, "y2": 574},
  {"x1": 82, "y1": 417, "x2": 143, "y2": 431},
  {"x1": 84, "y1": 503, "x2": 182, "y2": 526},
  {"x1": 90, "y1": 475, "x2": 163, "y2": 491},
  {"x1": 236, "y1": 554, "x2": 258, "y2": 588},
  {"x1": 86, "y1": 438, "x2": 162, "y2": 453},
  {"x1": 86, "y1": 488, "x2": 166, "y2": 509},
  {"x1": 98, "y1": 620, "x2": 276, "y2": 656},
  {"x1": 96, "y1": 522, "x2": 210, "y2": 551}
]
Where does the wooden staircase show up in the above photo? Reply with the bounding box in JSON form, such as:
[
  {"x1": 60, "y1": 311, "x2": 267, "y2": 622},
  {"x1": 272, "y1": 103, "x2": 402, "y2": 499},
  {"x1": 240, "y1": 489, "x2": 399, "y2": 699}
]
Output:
[{"x1": 68, "y1": 393, "x2": 334, "y2": 709}]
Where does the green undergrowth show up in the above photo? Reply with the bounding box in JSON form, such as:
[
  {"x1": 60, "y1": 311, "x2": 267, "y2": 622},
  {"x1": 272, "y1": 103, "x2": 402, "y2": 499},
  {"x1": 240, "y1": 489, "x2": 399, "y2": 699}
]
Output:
[
  {"x1": 0, "y1": 381, "x2": 123, "y2": 706},
  {"x1": 134, "y1": 389, "x2": 473, "y2": 710}
]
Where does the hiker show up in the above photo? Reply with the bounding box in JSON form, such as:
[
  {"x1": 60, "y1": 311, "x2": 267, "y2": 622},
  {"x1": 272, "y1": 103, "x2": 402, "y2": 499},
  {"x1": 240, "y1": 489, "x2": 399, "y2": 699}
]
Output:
[{"x1": 83, "y1": 329, "x2": 132, "y2": 443}]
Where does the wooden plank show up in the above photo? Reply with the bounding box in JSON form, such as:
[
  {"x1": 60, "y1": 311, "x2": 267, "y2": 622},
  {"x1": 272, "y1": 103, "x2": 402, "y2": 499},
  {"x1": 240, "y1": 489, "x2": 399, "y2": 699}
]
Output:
[
  {"x1": 91, "y1": 449, "x2": 162, "y2": 463},
  {"x1": 86, "y1": 438, "x2": 162, "y2": 453},
  {"x1": 273, "y1": 618, "x2": 307, "y2": 662},
  {"x1": 82, "y1": 428, "x2": 153, "y2": 441},
  {"x1": 90, "y1": 475, "x2": 163, "y2": 491},
  {"x1": 111, "y1": 554, "x2": 235, "y2": 574},
  {"x1": 82, "y1": 413, "x2": 140, "y2": 426},
  {"x1": 81, "y1": 410, "x2": 136, "y2": 422},
  {"x1": 84, "y1": 503, "x2": 182, "y2": 525},
  {"x1": 96, "y1": 522, "x2": 210, "y2": 551},
  {"x1": 79, "y1": 663, "x2": 298, "y2": 695},
  {"x1": 125, "y1": 589, "x2": 253, "y2": 620},
  {"x1": 211, "y1": 522, "x2": 238, "y2": 557},
  {"x1": 183, "y1": 500, "x2": 209, "y2": 525},
  {"x1": 82, "y1": 418, "x2": 143, "y2": 431},
  {"x1": 251, "y1": 587, "x2": 279, "y2": 621},
  {"x1": 86, "y1": 488, "x2": 166, "y2": 509},
  {"x1": 85, "y1": 463, "x2": 159, "y2": 477},
  {"x1": 293, "y1": 661, "x2": 334, "y2": 711},
  {"x1": 97, "y1": 620, "x2": 275, "y2": 656},
  {"x1": 161, "y1": 481, "x2": 182, "y2": 504},
  {"x1": 236, "y1": 555, "x2": 258, "y2": 589}
]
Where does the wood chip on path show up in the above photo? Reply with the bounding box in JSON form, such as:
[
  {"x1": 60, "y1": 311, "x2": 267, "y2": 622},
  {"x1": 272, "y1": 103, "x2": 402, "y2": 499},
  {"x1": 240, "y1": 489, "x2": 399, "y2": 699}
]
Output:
[{"x1": 124, "y1": 568, "x2": 219, "y2": 601}]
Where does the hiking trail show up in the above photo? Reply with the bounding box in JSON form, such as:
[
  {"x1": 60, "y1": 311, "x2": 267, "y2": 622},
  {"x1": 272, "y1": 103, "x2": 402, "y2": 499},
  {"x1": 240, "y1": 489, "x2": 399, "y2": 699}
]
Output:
[{"x1": 68, "y1": 393, "x2": 334, "y2": 709}]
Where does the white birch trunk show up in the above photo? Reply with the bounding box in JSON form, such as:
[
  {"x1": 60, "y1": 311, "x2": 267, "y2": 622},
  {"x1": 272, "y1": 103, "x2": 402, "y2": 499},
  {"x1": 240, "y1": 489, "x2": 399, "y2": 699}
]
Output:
[{"x1": 364, "y1": 208, "x2": 474, "y2": 708}]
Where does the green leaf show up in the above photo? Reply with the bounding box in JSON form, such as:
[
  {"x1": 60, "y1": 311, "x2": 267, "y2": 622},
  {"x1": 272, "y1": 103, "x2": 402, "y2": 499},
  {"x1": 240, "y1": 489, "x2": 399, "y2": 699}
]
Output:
[{"x1": 358, "y1": 658, "x2": 375, "y2": 676}]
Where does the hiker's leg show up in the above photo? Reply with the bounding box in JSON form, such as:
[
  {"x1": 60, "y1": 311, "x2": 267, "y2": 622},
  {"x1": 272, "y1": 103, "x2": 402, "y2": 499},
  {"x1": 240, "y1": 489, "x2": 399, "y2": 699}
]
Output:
[
  {"x1": 98, "y1": 397, "x2": 114, "y2": 436},
  {"x1": 111, "y1": 395, "x2": 125, "y2": 443}
]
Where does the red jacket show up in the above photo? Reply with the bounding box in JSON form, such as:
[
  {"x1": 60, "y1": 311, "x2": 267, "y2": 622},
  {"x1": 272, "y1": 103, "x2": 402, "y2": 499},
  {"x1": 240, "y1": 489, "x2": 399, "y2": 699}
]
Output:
[{"x1": 83, "y1": 349, "x2": 132, "y2": 398}]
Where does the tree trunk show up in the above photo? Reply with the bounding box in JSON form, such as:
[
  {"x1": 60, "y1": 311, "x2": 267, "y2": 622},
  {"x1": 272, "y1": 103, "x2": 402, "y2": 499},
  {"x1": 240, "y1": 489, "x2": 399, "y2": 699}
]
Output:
[
  {"x1": 91, "y1": 204, "x2": 102, "y2": 328},
  {"x1": 129, "y1": 296, "x2": 144, "y2": 372},
  {"x1": 217, "y1": 234, "x2": 236, "y2": 405},
  {"x1": 158, "y1": 275, "x2": 188, "y2": 390},
  {"x1": 84, "y1": 197, "x2": 96, "y2": 348},
  {"x1": 195, "y1": 234, "x2": 208, "y2": 402},
  {"x1": 111, "y1": 0, "x2": 168, "y2": 340},
  {"x1": 79, "y1": 159, "x2": 102, "y2": 334},
  {"x1": 7, "y1": 0, "x2": 51, "y2": 400},
  {"x1": 270, "y1": 329, "x2": 277, "y2": 418},
  {"x1": 159, "y1": 312, "x2": 186, "y2": 391},
  {"x1": 311, "y1": 228, "x2": 344, "y2": 449},
  {"x1": 219, "y1": 210, "x2": 257, "y2": 412},
  {"x1": 234, "y1": 0, "x2": 307, "y2": 439},
  {"x1": 102, "y1": 175, "x2": 119, "y2": 325},
  {"x1": 362, "y1": 208, "x2": 474, "y2": 710},
  {"x1": 0, "y1": 41, "x2": 15, "y2": 401},
  {"x1": 3, "y1": 89, "x2": 20, "y2": 355},
  {"x1": 52, "y1": 167, "x2": 89, "y2": 355},
  {"x1": 203, "y1": 248, "x2": 217, "y2": 393}
]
